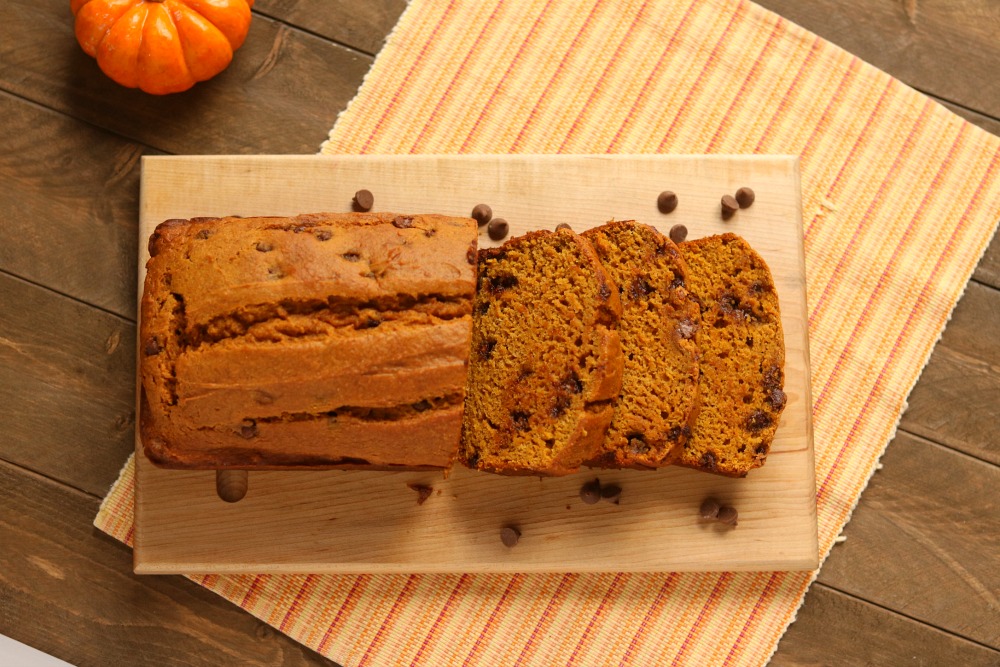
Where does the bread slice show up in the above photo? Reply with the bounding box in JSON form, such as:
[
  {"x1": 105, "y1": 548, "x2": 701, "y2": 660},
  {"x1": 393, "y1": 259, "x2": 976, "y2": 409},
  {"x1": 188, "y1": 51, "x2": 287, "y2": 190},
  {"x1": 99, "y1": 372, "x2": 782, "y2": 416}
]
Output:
[
  {"x1": 581, "y1": 220, "x2": 700, "y2": 468},
  {"x1": 461, "y1": 229, "x2": 624, "y2": 475},
  {"x1": 677, "y1": 233, "x2": 786, "y2": 477}
]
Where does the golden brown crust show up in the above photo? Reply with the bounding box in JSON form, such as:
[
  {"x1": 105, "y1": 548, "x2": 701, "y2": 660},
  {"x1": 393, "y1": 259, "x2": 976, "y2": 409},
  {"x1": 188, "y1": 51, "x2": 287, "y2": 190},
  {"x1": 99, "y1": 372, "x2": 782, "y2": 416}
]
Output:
[
  {"x1": 461, "y1": 229, "x2": 624, "y2": 476},
  {"x1": 581, "y1": 220, "x2": 701, "y2": 469},
  {"x1": 677, "y1": 233, "x2": 785, "y2": 477},
  {"x1": 140, "y1": 212, "x2": 477, "y2": 470}
]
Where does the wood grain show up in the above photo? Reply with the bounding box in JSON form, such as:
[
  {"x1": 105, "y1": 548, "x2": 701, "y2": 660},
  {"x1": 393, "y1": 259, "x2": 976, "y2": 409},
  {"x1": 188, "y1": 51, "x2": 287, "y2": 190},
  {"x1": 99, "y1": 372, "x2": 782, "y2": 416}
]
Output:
[
  {"x1": 756, "y1": 0, "x2": 1000, "y2": 119},
  {"x1": 0, "y1": 0, "x2": 371, "y2": 155},
  {"x1": 817, "y1": 431, "x2": 1000, "y2": 647},
  {"x1": 133, "y1": 154, "x2": 816, "y2": 574},
  {"x1": 772, "y1": 584, "x2": 1000, "y2": 666},
  {"x1": 0, "y1": 460, "x2": 336, "y2": 667},
  {"x1": 254, "y1": 0, "x2": 407, "y2": 55},
  {"x1": 0, "y1": 90, "x2": 147, "y2": 318},
  {"x1": 902, "y1": 281, "x2": 1000, "y2": 464},
  {"x1": 0, "y1": 273, "x2": 135, "y2": 498}
]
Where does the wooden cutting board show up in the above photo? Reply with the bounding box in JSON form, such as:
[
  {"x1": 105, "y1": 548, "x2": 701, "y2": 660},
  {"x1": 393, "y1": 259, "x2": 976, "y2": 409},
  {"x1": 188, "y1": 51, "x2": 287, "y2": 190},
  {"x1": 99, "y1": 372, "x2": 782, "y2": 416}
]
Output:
[{"x1": 133, "y1": 154, "x2": 817, "y2": 574}]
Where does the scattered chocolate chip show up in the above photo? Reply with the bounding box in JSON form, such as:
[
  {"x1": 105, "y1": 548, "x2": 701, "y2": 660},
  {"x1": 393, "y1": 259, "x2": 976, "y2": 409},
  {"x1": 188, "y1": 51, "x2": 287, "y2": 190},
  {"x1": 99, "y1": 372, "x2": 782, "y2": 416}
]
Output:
[
  {"x1": 601, "y1": 483, "x2": 622, "y2": 504},
  {"x1": 358, "y1": 316, "x2": 381, "y2": 329},
  {"x1": 471, "y1": 204, "x2": 492, "y2": 226},
  {"x1": 556, "y1": 223, "x2": 573, "y2": 232},
  {"x1": 315, "y1": 229, "x2": 332, "y2": 241},
  {"x1": 670, "y1": 276, "x2": 685, "y2": 290},
  {"x1": 700, "y1": 498, "x2": 721, "y2": 520},
  {"x1": 699, "y1": 450, "x2": 718, "y2": 471},
  {"x1": 412, "y1": 399, "x2": 432, "y2": 412},
  {"x1": 392, "y1": 215, "x2": 414, "y2": 229},
  {"x1": 255, "y1": 241, "x2": 273, "y2": 253},
  {"x1": 550, "y1": 394, "x2": 571, "y2": 418},
  {"x1": 561, "y1": 372, "x2": 584, "y2": 395},
  {"x1": 599, "y1": 280, "x2": 612, "y2": 300},
  {"x1": 292, "y1": 226, "x2": 306, "y2": 234},
  {"x1": 657, "y1": 190, "x2": 678, "y2": 214},
  {"x1": 407, "y1": 483, "x2": 433, "y2": 505},
  {"x1": 144, "y1": 338, "x2": 161, "y2": 356},
  {"x1": 195, "y1": 229, "x2": 211, "y2": 240},
  {"x1": 628, "y1": 436, "x2": 649, "y2": 455},
  {"x1": 717, "y1": 506, "x2": 738, "y2": 526},
  {"x1": 239, "y1": 420, "x2": 258, "y2": 439},
  {"x1": 424, "y1": 227, "x2": 437, "y2": 237},
  {"x1": 669, "y1": 224, "x2": 687, "y2": 244},
  {"x1": 580, "y1": 478, "x2": 601, "y2": 505},
  {"x1": 488, "y1": 218, "x2": 509, "y2": 240},
  {"x1": 735, "y1": 187, "x2": 755, "y2": 209},
  {"x1": 628, "y1": 277, "x2": 654, "y2": 300},
  {"x1": 500, "y1": 526, "x2": 521, "y2": 547},
  {"x1": 352, "y1": 189, "x2": 374, "y2": 212},
  {"x1": 676, "y1": 318, "x2": 698, "y2": 340},
  {"x1": 342, "y1": 251, "x2": 361, "y2": 262},
  {"x1": 487, "y1": 273, "x2": 518, "y2": 294},
  {"x1": 721, "y1": 194, "x2": 739, "y2": 218}
]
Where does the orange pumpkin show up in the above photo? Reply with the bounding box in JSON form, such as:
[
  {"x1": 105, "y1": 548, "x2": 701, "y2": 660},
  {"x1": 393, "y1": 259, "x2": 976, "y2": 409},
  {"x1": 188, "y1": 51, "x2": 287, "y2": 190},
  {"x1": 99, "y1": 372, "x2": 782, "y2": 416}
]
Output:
[{"x1": 71, "y1": 0, "x2": 254, "y2": 95}]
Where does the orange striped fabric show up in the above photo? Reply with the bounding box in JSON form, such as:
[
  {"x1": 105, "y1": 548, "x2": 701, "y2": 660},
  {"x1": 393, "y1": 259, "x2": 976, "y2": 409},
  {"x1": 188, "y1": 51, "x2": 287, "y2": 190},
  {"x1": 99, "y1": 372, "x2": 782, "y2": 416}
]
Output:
[{"x1": 95, "y1": 0, "x2": 1000, "y2": 664}]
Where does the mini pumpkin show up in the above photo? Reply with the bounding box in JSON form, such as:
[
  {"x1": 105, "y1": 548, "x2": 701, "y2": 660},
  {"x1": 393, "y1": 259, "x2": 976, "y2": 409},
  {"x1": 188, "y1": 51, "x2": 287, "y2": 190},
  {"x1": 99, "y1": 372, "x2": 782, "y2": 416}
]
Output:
[{"x1": 71, "y1": 0, "x2": 254, "y2": 95}]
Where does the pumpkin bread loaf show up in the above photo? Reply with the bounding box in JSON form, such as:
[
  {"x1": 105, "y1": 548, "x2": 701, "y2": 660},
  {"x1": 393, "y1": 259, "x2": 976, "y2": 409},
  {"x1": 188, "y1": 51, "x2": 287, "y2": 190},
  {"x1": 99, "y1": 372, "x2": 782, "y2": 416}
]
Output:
[
  {"x1": 581, "y1": 221, "x2": 700, "y2": 468},
  {"x1": 678, "y1": 233, "x2": 786, "y2": 477},
  {"x1": 139, "y1": 212, "x2": 477, "y2": 469},
  {"x1": 461, "y1": 229, "x2": 624, "y2": 475}
]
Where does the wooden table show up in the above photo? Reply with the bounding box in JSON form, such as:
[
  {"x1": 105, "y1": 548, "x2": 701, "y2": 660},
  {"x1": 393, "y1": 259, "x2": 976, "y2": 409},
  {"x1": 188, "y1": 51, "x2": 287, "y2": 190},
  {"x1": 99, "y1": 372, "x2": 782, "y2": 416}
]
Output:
[{"x1": 0, "y1": 2, "x2": 996, "y2": 665}]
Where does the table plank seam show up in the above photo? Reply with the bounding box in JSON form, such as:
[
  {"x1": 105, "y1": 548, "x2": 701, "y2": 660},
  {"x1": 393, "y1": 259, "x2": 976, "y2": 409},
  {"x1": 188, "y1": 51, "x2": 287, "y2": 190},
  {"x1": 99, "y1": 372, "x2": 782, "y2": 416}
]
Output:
[
  {"x1": 894, "y1": 428, "x2": 1000, "y2": 471},
  {"x1": 250, "y1": 9, "x2": 383, "y2": 59},
  {"x1": 814, "y1": 581, "x2": 1000, "y2": 652},
  {"x1": 916, "y1": 88, "x2": 1000, "y2": 128},
  {"x1": 0, "y1": 457, "x2": 100, "y2": 503},
  {"x1": 0, "y1": 268, "x2": 136, "y2": 325}
]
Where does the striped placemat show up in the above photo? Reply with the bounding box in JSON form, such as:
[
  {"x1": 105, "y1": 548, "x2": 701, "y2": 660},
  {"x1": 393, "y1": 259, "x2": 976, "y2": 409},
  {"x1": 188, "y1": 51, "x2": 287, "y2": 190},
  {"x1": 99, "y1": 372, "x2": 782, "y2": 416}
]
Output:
[{"x1": 96, "y1": 0, "x2": 1000, "y2": 664}]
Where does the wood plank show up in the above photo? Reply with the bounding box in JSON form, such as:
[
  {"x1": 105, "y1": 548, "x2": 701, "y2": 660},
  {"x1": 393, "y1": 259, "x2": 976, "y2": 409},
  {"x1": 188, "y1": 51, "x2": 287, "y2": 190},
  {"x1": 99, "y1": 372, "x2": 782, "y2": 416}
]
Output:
[
  {"x1": 0, "y1": 0, "x2": 371, "y2": 155},
  {"x1": 771, "y1": 583, "x2": 1000, "y2": 666},
  {"x1": 0, "y1": 273, "x2": 135, "y2": 498},
  {"x1": 0, "y1": 460, "x2": 335, "y2": 667},
  {"x1": 817, "y1": 431, "x2": 1000, "y2": 647},
  {"x1": 974, "y1": 238, "x2": 1000, "y2": 290},
  {"x1": 902, "y1": 282, "x2": 1000, "y2": 464},
  {"x1": 0, "y1": 91, "x2": 147, "y2": 318},
  {"x1": 253, "y1": 0, "x2": 406, "y2": 55},
  {"x1": 133, "y1": 154, "x2": 816, "y2": 574},
  {"x1": 756, "y1": 0, "x2": 1000, "y2": 120}
]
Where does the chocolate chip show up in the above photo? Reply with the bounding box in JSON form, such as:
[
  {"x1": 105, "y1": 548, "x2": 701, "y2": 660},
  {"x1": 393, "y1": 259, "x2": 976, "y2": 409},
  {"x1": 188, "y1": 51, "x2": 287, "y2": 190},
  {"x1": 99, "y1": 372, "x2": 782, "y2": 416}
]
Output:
[
  {"x1": 561, "y1": 372, "x2": 584, "y2": 394},
  {"x1": 407, "y1": 483, "x2": 433, "y2": 505},
  {"x1": 717, "y1": 506, "x2": 738, "y2": 526},
  {"x1": 735, "y1": 187, "x2": 755, "y2": 209},
  {"x1": 195, "y1": 229, "x2": 211, "y2": 240},
  {"x1": 721, "y1": 194, "x2": 739, "y2": 218},
  {"x1": 412, "y1": 400, "x2": 432, "y2": 412},
  {"x1": 600, "y1": 483, "x2": 622, "y2": 504},
  {"x1": 556, "y1": 223, "x2": 573, "y2": 232},
  {"x1": 392, "y1": 216, "x2": 414, "y2": 229},
  {"x1": 767, "y1": 388, "x2": 787, "y2": 411},
  {"x1": 669, "y1": 224, "x2": 687, "y2": 244},
  {"x1": 315, "y1": 229, "x2": 332, "y2": 241},
  {"x1": 500, "y1": 526, "x2": 521, "y2": 547},
  {"x1": 628, "y1": 436, "x2": 648, "y2": 455},
  {"x1": 511, "y1": 411, "x2": 531, "y2": 431},
  {"x1": 477, "y1": 338, "x2": 496, "y2": 361},
  {"x1": 255, "y1": 241, "x2": 273, "y2": 253},
  {"x1": 342, "y1": 251, "x2": 361, "y2": 262},
  {"x1": 676, "y1": 318, "x2": 698, "y2": 340},
  {"x1": 352, "y1": 189, "x2": 374, "y2": 212},
  {"x1": 487, "y1": 273, "x2": 518, "y2": 294},
  {"x1": 239, "y1": 420, "x2": 258, "y2": 439},
  {"x1": 471, "y1": 204, "x2": 492, "y2": 226},
  {"x1": 628, "y1": 277, "x2": 654, "y2": 300},
  {"x1": 144, "y1": 338, "x2": 161, "y2": 356},
  {"x1": 700, "y1": 450, "x2": 718, "y2": 471},
  {"x1": 550, "y1": 394, "x2": 571, "y2": 418},
  {"x1": 699, "y1": 498, "x2": 721, "y2": 520},
  {"x1": 487, "y1": 218, "x2": 509, "y2": 241},
  {"x1": 599, "y1": 280, "x2": 612, "y2": 300},
  {"x1": 745, "y1": 410, "x2": 773, "y2": 433},
  {"x1": 580, "y1": 479, "x2": 601, "y2": 505},
  {"x1": 657, "y1": 191, "x2": 678, "y2": 214},
  {"x1": 358, "y1": 316, "x2": 381, "y2": 329},
  {"x1": 292, "y1": 226, "x2": 306, "y2": 234}
]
